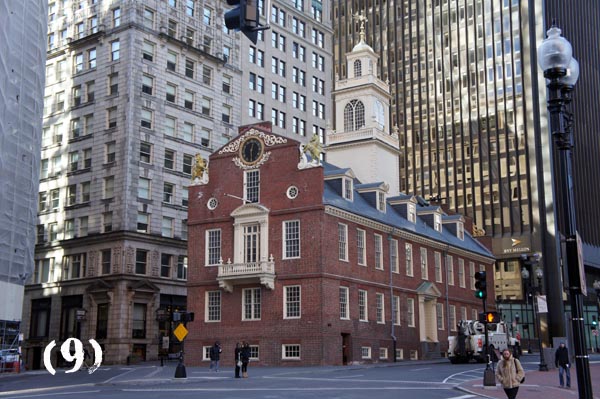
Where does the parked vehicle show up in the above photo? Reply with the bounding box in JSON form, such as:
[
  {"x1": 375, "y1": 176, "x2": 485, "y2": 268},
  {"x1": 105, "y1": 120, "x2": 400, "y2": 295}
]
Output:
[{"x1": 448, "y1": 320, "x2": 520, "y2": 364}]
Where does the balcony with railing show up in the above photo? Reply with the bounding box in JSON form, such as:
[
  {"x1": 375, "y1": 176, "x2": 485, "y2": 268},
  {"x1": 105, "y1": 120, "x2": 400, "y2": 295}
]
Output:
[{"x1": 217, "y1": 256, "x2": 275, "y2": 293}]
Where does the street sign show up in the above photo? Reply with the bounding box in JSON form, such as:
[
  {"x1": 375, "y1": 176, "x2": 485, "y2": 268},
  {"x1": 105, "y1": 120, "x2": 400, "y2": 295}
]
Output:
[
  {"x1": 577, "y1": 232, "x2": 587, "y2": 296},
  {"x1": 173, "y1": 323, "x2": 188, "y2": 342},
  {"x1": 537, "y1": 295, "x2": 548, "y2": 313}
]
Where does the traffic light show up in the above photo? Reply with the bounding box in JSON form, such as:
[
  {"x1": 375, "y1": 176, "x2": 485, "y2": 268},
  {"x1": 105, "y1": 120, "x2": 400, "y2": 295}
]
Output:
[
  {"x1": 474, "y1": 271, "x2": 487, "y2": 300},
  {"x1": 225, "y1": 0, "x2": 259, "y2": 44},
  {"x1": 479, "y1": 311, "x2": 501, "y2": 323},
  {"x1": 592, "y1": 316, "x2": 598, "y2": 330}
]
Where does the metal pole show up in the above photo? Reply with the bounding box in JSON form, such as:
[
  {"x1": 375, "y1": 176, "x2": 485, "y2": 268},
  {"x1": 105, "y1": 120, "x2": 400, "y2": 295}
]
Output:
[
  {"x1": 534, "y1": 283, "x2": 548, "y2": 371},
  {"x1": 388, "y1": 233, "x2": 397, "y2": 362},
  {"x1": 545, "y1": 70, "x2": 593, "y2": 398},
  {"x1": 526, "y1": 290, "x2": 532, "y2": 353}
]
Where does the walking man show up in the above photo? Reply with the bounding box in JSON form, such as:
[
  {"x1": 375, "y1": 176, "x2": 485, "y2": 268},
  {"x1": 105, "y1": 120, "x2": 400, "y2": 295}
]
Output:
[
  {"x1": 209, "y1": 341, "x2": 222, "y2": 372},
  {"x1": 555, "y1": 341, "x2": 571, "y2": 389}
]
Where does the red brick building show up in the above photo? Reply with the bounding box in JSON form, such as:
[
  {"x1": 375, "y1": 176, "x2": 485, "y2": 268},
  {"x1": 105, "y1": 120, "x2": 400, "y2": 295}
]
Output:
[{"x1": 185, "y1": 123, "x2": 495, "y2": 366}]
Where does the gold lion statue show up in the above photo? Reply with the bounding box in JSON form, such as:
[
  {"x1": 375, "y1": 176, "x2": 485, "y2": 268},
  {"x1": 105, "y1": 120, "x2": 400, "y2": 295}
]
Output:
[
  {"x1": 303, "y1": 134, "x2": 322, "y2": 162},
  {"x1": 191, "y1": 154, "x2": 207, "y2": 181}
]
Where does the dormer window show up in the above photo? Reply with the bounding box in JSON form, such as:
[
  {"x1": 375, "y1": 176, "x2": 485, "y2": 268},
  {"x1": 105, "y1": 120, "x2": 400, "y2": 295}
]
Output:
[
  {"x1": 408, "y1": 203, "x2": 416, "y2": 223},
  {"x1": 434, "y1": 213, "x2": 442, "y2": 232},
  {"x1": 354, "y1": 59, "x2": 362, "y2": 77},
  {"x1": 457, "y1": 222, "x2": 464, "y2": 240},
  {"x1": 377, "y1": 192, "x2": 386, "y2": 212},
  {"x1": 343, "y1": 177, "x2": 353, "y2": 201},
  {"x1": 244, "y1": 170, "x2": 260, "y2": 203},
  {"x1": 344, "y1": 100, "x2": 365, "y2": 131}
]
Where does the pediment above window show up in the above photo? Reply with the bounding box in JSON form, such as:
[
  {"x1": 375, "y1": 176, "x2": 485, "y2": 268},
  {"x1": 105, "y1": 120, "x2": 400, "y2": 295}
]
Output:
[
  {"x1": 416, "y1": 281, "x2": 441, "y2": 298},
  {"x1": 231, "y1": 203, "x2": 270, "y2": 218}
]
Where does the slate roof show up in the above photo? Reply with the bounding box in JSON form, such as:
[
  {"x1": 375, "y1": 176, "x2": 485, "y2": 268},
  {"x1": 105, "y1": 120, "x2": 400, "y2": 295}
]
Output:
[{"x1": 321, "y1": 162, "x2": 494, "y2": 259}]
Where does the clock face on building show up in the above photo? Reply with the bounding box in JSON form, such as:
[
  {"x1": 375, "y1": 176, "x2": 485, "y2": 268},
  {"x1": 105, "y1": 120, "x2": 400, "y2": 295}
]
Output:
[{"x1": 240, "y1": 138, "x2": 264, "y2": 165}]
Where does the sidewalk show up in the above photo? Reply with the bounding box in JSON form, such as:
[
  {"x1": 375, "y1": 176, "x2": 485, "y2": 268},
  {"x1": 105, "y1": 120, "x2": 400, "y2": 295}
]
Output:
[{"x1": 458, "y1": 361, "x2": 600, "y2": 399}]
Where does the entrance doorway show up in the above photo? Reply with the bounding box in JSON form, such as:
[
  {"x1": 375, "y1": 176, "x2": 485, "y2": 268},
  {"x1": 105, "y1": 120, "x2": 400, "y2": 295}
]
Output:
[
  {"x1": 31, "y1": 346, "x2": 42, "y2": 370},
  {"x1": 341, "y1": 333, "x2": 351, "y2": 365}
]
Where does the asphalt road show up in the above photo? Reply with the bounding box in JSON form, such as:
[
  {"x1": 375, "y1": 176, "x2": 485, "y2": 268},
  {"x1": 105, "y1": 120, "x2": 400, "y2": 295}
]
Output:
[{"x1": 0, "y1": 356, "x2": 550, "y2": 399}]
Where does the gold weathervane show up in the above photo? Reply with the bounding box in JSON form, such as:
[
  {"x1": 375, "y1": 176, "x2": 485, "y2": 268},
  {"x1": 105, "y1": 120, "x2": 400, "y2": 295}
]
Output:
[{"x1": 353, "y1": 12, "x2": 367, "y2": 43}]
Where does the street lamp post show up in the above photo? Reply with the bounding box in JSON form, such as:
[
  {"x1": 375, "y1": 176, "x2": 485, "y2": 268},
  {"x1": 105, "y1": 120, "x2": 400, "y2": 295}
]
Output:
[
  {"x1": 538, "y1": 24, "x2": 593, "y2": 398},
  {"x1": 534, "y1": 266, "x2": 548, "y2": 371},
  {"x1": 521, "y1": 266, "x2": 532, "y2": 353}
]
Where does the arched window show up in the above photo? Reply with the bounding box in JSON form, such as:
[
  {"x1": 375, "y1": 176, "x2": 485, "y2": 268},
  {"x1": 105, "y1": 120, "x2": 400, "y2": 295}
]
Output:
[
  {"x1": 353, "y1": 59, "x2": 362, "y2": 77},
  {"x1": 344, "y1": 100, "x2": 366, "y2": 131}
]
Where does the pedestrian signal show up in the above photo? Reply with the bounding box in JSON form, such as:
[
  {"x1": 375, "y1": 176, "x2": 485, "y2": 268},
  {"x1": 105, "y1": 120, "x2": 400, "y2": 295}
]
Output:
[{"x1": 478, "y1": 311, "x2": 500, "y2": 323}]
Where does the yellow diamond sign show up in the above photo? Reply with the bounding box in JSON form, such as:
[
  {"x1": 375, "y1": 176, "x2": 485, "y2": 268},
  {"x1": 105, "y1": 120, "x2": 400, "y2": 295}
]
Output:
[{"x1": 173, "y1": 323, "x2": 189, "y2": 342}]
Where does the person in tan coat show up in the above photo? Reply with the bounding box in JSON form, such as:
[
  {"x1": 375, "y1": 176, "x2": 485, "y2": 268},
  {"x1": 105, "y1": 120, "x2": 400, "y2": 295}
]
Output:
[{"x1": 495, "y1": 348, "x2": 525, "y2": 399}]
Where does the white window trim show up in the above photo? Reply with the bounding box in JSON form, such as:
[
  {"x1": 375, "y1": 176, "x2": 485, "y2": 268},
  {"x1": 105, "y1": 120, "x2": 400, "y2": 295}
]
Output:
[
  {"x1": 407, "y1": 298, "x2": 415, "y2": 327},
  {"x1": 283, "y1": 285, "x2": 301, "y2": 319},
  {"x1": 243, "y1": 169, "x2": 260, "y2": 203},
  {"x1": 374, "y1": 233, "x2": 383, "y2": 270},
  {"x1": 377, "y1": 191, "x2": 386, "y2": 212},
  {"x1": 338, "y1": 223, "x2": 348, "y2": 262},
  {"x1": 434, "y1": 213, "x2": 442, "y2": 232},
  {"x1": 242, "y1": 287, "x2": 261, "y2": 321},
  {"x1": 232, "y1": 205, "x2": 269, "y2": 264},
  {"x1": 408, "y1": 203, "x2": 416, "y2": 223},
  {"x1": 449, "y1": 305, "x2": 457, "y2": 331},
  {"x1": 202, "y1": 346, "x2": 211, "y2": 361},
  {"x1": 435, "y1": 251, "x2": 443, "y2": 283},
  {"x1": 376, "y1": 292, "x2": 385, "y2": 324},
  {"x1": 406, "y1": 243, "x2": 413, "y2": 277},
  {"x1": 391, "y1": 238, "x2": 399, "y2": 274},
  {"x1": 359, "y1": 289, "x2": 368, "y2": 322},
  {"x1": 420, "y1": 247, "x2": 428, "y2": 280},
  {"x1": 458, "y1": 258, "x2": 466, "y2": 288},
  {"x1": 342, "y1": 177, "x2": 353, "y2": 201},
  {"x1": 356, "y1": 228, "x2": 366, "y2": 266},
  {"x1": 282, "y1": 344, "x2": 301, "y2": 360},
  {"x1": 379, "y1": 347, "x2": 388, "y2": 360},
  {"x1": 205, "y1": 228, "x2": 221, "y2": 266},
  {"x1": 361, "y1": 346, "x2": 371, "y2": 359},
  {"x1": 437, "y1": 302, "x2": 445, "y2": 330},
  {"x1": 393, "y1": 295, "x2": 401, "y2": 326},
  {"x1": 204, "y1": 290, "x2": 221, "y2": 322},
  {"x1": 339, "y1": 286, "x2": 350, "y2": 320},
  {"x1": 447, "y1": 255, "x2": 454, "y2": 286},
  {"x1": 282, "y1": 220, "x2": 301, "y2": 259}
]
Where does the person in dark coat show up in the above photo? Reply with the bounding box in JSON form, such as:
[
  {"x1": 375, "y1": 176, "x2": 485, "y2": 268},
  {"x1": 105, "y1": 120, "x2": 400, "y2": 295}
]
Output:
[
  {"x1": 240, "y1": 341, "x2": 250, "y2": 378},
  {"x1": 555, "y1": 341, "x2": 571, "y2": 388},
  {"x1": 234, "y1": 342, "x2": 242, "y2": 378},
  {"x1": 209, "y1": 341, "x2": 222, "y2": 372}
]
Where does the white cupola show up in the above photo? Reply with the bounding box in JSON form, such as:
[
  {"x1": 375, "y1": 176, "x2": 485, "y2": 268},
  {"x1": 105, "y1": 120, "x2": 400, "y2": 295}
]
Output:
[{"x1": 326, "y1": 14, "x2": 400, "y2": 195}]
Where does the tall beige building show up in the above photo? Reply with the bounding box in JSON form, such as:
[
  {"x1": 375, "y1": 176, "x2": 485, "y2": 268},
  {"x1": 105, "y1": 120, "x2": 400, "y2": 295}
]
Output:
[
  {"x1": 333, "y1": 0, "x2": 600, "y2": 344},
  {"x1": 240, "y1": 0, "x2": 333, "y2": 145},
  {"x1": 22, "y1": 0, "x2": 242, "y2": 367}
]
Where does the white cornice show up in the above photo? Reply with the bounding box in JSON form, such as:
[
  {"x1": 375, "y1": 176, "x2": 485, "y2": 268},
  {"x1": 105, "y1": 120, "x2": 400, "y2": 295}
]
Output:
[{"x1": 324, "y1": 206, "x2": 494, "y2": 263}]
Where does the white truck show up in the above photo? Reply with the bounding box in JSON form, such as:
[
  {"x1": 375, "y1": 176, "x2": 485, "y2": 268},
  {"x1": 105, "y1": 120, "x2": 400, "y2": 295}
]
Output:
[{"x1": 448, "y1": 320, "x2": 521, "y2": 364}]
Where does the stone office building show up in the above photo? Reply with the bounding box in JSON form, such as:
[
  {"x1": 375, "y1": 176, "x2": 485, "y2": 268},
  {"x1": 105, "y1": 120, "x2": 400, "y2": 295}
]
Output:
[{"x1": 21, "y1": 0, "x2": 242, "y2": 367}]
